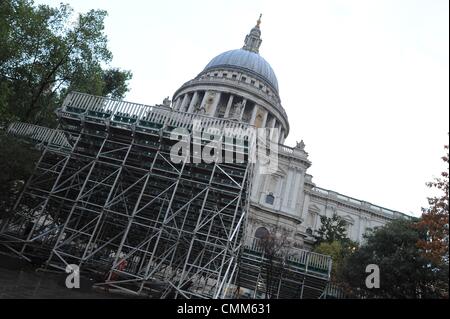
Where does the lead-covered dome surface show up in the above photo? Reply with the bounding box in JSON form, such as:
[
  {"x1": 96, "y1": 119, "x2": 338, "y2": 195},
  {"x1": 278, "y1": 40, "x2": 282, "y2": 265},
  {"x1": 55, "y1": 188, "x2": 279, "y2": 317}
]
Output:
[{"x1": 202, "y1": 49, "x2": 279, "y2": 93}]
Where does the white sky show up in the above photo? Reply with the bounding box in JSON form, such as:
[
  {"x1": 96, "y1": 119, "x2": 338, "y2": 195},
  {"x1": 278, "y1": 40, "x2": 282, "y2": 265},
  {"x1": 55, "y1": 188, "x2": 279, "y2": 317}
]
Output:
[{"x1": 35, "y1": 0, "x2": 449, "y2": 216}]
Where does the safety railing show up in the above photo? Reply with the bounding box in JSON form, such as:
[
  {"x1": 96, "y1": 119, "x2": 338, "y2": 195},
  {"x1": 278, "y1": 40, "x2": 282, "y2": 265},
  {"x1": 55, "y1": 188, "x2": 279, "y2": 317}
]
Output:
[
  {"x1": 60, "y1": 91, "x2": 256, "y2": 141},
  {"x1": 6, "y1": 122, "x2": 71, "y2": 148},
  {"x1": 244, "y1": 237, "x2": 332, "y2": 278}
]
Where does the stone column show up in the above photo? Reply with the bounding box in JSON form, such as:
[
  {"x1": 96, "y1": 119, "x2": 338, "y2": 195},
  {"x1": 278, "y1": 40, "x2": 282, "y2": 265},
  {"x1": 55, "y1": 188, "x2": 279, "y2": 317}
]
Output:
[
  {"x1": 180, "y1": 94, "x2": 189, "y2": 112},
  {"x1": 313, "y1": 212, "x2": 319, "y2": 230},
  {"x1": 282, "y1": 169, "x2": 293, "y2": 210},
  {"x1": 261, "y1": 109, "x2": 268, "y2": 128},
  {"x1": 238, "y1": 99, "x2": 247, "y2": 121},
  {"x1": 270, "y1": 121, "x2": 279, "y2": 144},
  {"x1": 199, "y1": 92, "x2": 209, "y2": 109},
  {"x1": 209, "y1": 92, "x2": 221, "y2": 116},
  {"x1": 267, "y1": 117, "x2": 276, "y2": 129},
  {"x1": 251, "y1": 165, "x2": 261, "y2": 200},
  {"x1": 275, "y1": 176, "x2": 283, "y2": 210},
  {"x1": 300, "y1": 193, "x2": 310, "y2": 220},
  {"x1": 279, "y1": 129, "x2": 285, "y2": 144},
  {"x1": 358, "y1": 217, "x2": 367, "y2": 243},
  {"x1": 258, "y1": 175, "x2": 267, "y2": 204},
  {"x1": 173, "y1": 97, "x2": 180, "y2": 110},
  {"x1": 187, "y1": 91, "x2": 199, "y2": 113},
  {"x1": 224, "y1": 95, "x2": 234, "y2": 117},
  {"x1": 250, "y1": 104, "x2": 258, "y2": 125},
  {"x1": 175, "y1": 94, "x2": 186, "y2": 111},
  {"x1": 267, "y1": 117, "x2": 276, "y2": 143},
  {"x1": 290, "y1": 169, "x2": 302, "y2": 210}
]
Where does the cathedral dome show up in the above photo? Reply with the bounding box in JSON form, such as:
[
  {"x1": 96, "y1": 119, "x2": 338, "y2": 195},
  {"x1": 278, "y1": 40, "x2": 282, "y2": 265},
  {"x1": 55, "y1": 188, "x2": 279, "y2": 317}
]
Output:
[
  {"x1": 203, "y1": 49, "x2": 279, "y2": 93},
  {"x1": 172, "y1": 15, "x2": 289, "y2": 141}
]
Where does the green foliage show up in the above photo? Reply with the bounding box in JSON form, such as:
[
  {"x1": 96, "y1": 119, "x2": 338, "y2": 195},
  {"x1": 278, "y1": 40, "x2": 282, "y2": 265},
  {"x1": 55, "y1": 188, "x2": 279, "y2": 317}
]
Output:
[
  {"x1": 313, "y1": 214, "x2": 357, "y2": 288},
  {"x1": 0, "y1": 133, "x2": 41, "y2": 217},
  {"x1": 0, "y1": 0, "x2": 132, "y2": 218},
  {"x1": 314, "y1": 213, "x2": 355, "y2": 247},
  {"x1": 0, "y1": 0, "x2": 132, "y2": 127},
  {"x1": 102, "y1": 68, "x2": 133, "y2": 99},
  {"x1": 416, "y1": 144, "x2": 449, "y2": 266},
  {"x1": 314, "y1": 241, "x2": 346, "y2": 281},
  {"x1": 341, "y1": 218, "x2": 447, "y2": 298}
]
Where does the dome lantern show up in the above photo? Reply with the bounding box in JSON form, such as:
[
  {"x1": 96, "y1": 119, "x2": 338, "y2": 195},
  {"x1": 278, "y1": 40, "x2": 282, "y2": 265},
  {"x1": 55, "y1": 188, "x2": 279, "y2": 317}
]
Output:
[{"x1": 243, "y1": 14, "x2": 263, "y2": 54}]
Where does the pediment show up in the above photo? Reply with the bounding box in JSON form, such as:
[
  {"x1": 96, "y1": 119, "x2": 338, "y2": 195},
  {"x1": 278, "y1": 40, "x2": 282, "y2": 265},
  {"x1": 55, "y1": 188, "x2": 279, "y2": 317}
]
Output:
[
  {"x1": 308, "y1": 204, "x2": 321, "y2": 213},
  {"x1": 342, "y1": 214, "x2": 355, "y2": 225}
]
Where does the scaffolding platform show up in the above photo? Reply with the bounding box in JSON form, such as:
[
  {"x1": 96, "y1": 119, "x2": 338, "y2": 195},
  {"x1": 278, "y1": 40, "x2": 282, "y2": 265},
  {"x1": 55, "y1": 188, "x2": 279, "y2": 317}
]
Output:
[
  {"x1": 1, "y1": 92, "x2": 254, "y2": 299},
  {"x1": 1, "y1": 92, "x2": 332, "y2": 299},
  {"x1": 235, "y1": 238, "x2": 331, "y2": 299}
]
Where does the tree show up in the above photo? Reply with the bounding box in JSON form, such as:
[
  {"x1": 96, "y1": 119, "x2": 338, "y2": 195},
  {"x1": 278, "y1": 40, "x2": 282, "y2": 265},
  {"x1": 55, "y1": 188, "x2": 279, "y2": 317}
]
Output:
[
  {"x1": 0, "y1": 0, "x2": 132, "y2": 127},
  {"x1": 313, "y1": 213, "x2": 356, "y2": 295},
  {"x1": 416, "y1": 144, "x2": 449, "y2": 265},
  {"x1": 341, "y1": 218, "x2": 446, "y2": 298},
  {"x1": 415, "y1": 143, "x2": 449, "y2": 298},
  {"x1": 258, "y1": 227, "x2": 291, "y2": 299},
  {"x1": 314, "y1": 213, "x2": 354, "y2": 247},
  {"x1": 0, "y1": 133, "x2": 41, "y2": 218},
  {"x1": 314, "y1": 241, "x2": 346, "y2": 282},
  {"x1": 101, "y1": 68, "x2": 133, "y2": 99}
]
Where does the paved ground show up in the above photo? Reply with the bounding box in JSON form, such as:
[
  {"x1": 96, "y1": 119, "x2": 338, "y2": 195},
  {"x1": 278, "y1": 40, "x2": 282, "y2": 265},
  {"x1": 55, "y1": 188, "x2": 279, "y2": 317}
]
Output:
[{"x1": 0, "y1": 254, "x2": 127, "y2": 299}]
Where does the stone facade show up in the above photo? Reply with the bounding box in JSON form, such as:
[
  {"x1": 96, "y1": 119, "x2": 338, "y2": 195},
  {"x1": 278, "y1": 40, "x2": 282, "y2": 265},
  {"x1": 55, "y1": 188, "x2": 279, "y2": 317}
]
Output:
[{"x1": 171, "y1": 18, "x2": 411, "y2": 250}]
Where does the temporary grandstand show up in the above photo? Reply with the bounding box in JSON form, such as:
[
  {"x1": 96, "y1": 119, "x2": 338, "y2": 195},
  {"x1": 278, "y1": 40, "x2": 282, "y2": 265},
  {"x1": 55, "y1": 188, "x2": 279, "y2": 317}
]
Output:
[{"x1": 0, "y1": 92, "x2": 332, "y2": 299}]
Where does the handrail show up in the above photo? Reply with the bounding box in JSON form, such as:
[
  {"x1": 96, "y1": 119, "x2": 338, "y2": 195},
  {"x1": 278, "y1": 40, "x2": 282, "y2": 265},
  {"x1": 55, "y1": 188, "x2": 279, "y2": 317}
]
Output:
[
  {"x1": 6, "y1": 122, "x2": 71, "y2": 148},
  {"x1": 244, "y1": 237, "x2": 332, "y2": 275},
  {"x1": 60, "y1": 92, "x2": 308, "y2": 162},
  {"x1": 60, "y1": 91, "x2": 256, "y2": 141}
]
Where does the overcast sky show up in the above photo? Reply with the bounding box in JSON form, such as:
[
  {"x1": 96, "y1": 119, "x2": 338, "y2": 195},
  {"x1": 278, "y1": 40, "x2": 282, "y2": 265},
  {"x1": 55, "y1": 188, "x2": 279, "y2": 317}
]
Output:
[{"x1": 35, "y1": 0, "x2": 449, "y2": 216}]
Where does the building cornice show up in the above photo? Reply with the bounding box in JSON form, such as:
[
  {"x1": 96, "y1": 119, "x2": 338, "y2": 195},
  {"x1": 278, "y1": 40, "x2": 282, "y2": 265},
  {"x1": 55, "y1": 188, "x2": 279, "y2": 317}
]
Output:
[
  {"x1": 250, "y1": 202, "x2": 304, "y2": 225},
  {"x1": 305, "y1": 186, "x2": 414, "y2": 222}
]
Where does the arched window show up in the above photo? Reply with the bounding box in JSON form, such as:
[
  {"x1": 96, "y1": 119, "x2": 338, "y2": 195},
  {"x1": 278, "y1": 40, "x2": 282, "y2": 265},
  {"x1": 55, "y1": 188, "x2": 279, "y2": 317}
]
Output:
[
  {"x1": 255, "y1": 227, "x2": 270, "y2": 240},
  {"x1": 265, "y1": 193, "x2": 274, "y2": 205}
]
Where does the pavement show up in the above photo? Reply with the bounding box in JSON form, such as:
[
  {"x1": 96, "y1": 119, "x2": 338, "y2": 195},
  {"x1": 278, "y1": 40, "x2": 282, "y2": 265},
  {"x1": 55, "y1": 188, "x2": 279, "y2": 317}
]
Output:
[{"x1": 0, "y1": 253, "x2": 128, "y2": 299}]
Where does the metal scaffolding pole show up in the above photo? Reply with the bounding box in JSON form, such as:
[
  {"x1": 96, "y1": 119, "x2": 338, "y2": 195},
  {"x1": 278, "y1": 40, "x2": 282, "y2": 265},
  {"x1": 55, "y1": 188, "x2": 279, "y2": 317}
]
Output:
[
  {"x1": 1, "y1": 92, "x2": 332, "y2": 299},
  {"x1": 1, "y1": 92, "x2": 254, "y2": 299}
]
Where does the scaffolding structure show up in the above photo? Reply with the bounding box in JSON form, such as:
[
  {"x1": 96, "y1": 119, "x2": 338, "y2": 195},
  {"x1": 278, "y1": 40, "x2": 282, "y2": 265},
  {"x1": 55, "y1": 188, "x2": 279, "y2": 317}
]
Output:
[
  {"x1": 1, "y1": 92, "x2": 333, "y2": 299},
  {"x1": 5, "y1": 122, "x2": 71, "y2": 149},
  {"x1": 0, "y1": 92, "x2": 254, "y2": 299},
  {"x1": 237, "y1": 237, "x2": 332, "y2": 299}
]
